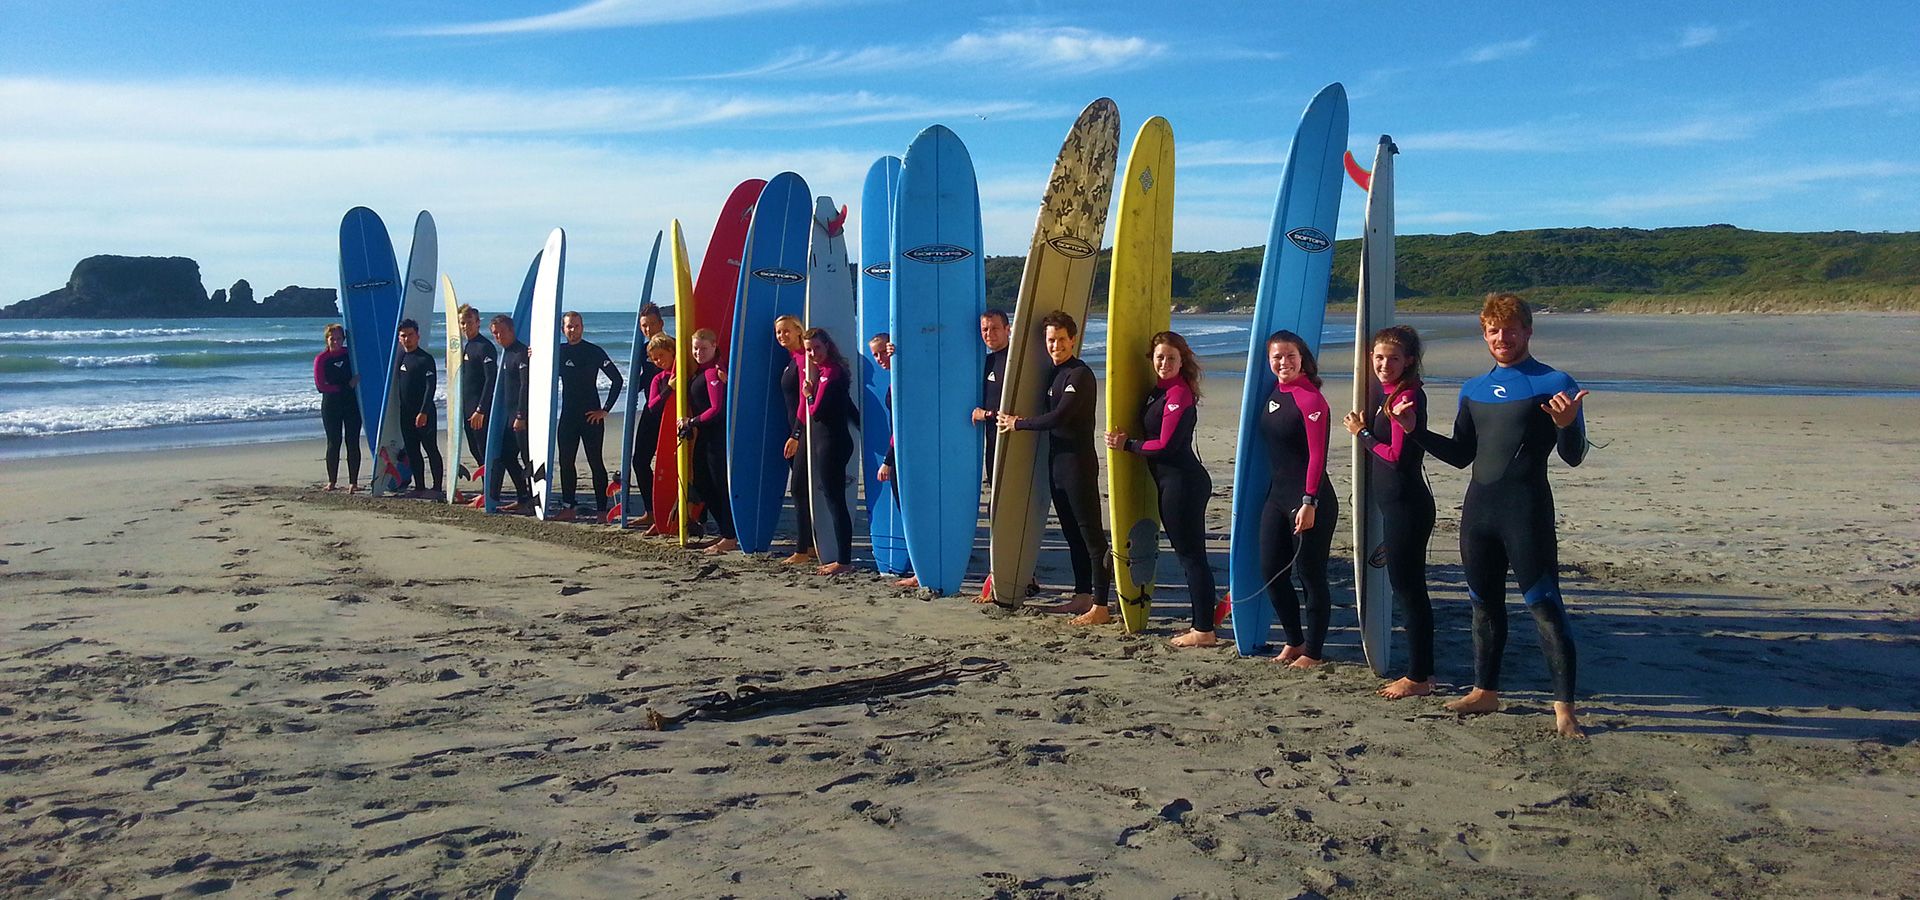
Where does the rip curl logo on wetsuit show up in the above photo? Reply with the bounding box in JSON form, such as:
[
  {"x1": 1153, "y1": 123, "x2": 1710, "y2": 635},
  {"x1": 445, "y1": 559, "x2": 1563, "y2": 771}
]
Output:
[
  {"x1": 1492, "y1": 385, "x2": 1508, "y2": 399},
  {"x1": 1047, "y1": 235, "x2": 1097, "y2": 259},
  {"x1": 863, "y1": 262, "x2": 891, "y2": 280},
  {"x1": 753, "y1": 267, "x2": 804, "y2": 285},
  {"x1": 410, "y1": 278, "x2": 434, "y2": 293},
  {"x1": 348, "y1": 279, "x2": 392, "y2": 290},
  {"x1": 902, "y1": 244, "x2": 973, "y2": 265},
  {"x1": 1286, "y1": 227, "x2": 1331, "y2": 253}
]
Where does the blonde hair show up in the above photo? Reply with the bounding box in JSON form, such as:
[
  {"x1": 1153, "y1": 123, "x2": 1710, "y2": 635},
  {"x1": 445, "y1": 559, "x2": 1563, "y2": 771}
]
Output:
[
  {"x1": 692, "y1": 328, "x2": 718, "y2": 344},
  {"x1": 457, "y1": 303, "x2": 475, "y2": 321},
  {"x1": 646, "y1": 334, "x2": 675, "y2": 354}
]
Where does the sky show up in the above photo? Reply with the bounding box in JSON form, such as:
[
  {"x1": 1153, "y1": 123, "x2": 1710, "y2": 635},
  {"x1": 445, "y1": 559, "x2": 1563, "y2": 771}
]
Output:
[{"x1": 1, "y1": 0, "x2": 1916, "y2": 311}]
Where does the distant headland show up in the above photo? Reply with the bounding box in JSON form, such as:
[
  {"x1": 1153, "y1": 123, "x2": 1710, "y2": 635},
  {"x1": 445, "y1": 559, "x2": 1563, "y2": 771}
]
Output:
[{"x1": 0, "y1": 256, "x2": 338, "y2": 319}]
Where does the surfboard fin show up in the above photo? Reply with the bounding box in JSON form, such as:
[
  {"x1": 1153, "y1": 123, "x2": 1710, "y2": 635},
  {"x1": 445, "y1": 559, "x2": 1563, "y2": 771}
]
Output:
[
  {"x1": 824, "y1": 204, "x2": 849, "y2": 237},
  {"x1": 1343, "y1": 151, "x2": 1371, "y2": 192},
  {"x1": 1215, "y1": 595, "x2": 1232, "y2": 626},
  {"x1": 607, "y1": 479, "x2": 622, "y2": 497},
  {"x1": 606, "y1": 504, "x2": 621, "y2": 524}
]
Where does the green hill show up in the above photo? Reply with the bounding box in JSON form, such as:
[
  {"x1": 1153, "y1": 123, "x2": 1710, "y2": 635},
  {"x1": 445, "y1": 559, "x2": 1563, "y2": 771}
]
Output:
[{"x1": 981, "y1": 225, "x2": 1920, "y2": 313}]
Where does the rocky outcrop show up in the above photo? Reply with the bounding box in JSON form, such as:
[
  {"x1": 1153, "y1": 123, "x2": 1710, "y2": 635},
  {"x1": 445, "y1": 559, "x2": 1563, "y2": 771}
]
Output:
[
  {"x1": 258, "y1": 286, "x2": 338, "y2": 317},
  {"x1": 0, "y1": 256, "x2": 338, "y2": 319}
]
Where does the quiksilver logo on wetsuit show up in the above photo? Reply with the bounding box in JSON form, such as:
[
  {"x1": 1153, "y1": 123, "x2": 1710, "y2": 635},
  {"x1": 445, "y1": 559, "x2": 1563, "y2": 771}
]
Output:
[
  {"x1": 864, "y1": 262, "x2": 891, "y2": 280},
  {"x1": 753, "y1": 267, "x2": 804, "y2": 285},
  {"x1": 903, "y1": 244, "x2": 972, "y2": 265},
  {"x1": 1047, "y1": 235, "x2": 1096, "y2": 259},
  {"x1": 1286, "y1": 227, "x2": 1331, "y2": 253},
  {"x1": 410, "y1": 278, "x2": 434, "y2": 293},
  {"x1": 1064, "y1": 385, "x2": 1077, "y2": 393}
]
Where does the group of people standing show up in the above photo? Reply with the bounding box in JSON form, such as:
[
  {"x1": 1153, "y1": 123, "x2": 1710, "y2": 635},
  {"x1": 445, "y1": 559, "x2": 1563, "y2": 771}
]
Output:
[{"x1": 314, "y1": 291, "x2": 1591, "y2": 738}]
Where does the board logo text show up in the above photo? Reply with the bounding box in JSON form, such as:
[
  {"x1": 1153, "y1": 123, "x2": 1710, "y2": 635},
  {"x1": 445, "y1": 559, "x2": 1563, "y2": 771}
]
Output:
[
  {"x1": 1047, "y1": 235, "x2": 1097, "y2": 259},
  {"x1": 903, "y1": 244, "x2": 973, "y2": 265},
  {"x1": 863, "y1": 262, "x2": 892, "y2": 280},
  {"x1": 752, "y1": 267, "x2": 805, "y2": 285},
  {"x1": 1286, "y1": 227, "x2": 1332, "y2": 253}
]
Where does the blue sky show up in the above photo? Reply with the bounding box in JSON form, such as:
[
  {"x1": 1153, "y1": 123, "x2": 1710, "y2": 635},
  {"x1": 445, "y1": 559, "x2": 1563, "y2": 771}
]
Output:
[{"x1": 2, "y1": 1, "x2": 1915, "y2": 311}]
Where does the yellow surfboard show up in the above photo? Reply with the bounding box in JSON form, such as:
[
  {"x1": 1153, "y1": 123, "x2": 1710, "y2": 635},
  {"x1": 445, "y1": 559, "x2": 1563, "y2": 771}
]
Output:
[
  {"x1": 670, "y1": 220, "x2": 697, "y2": 547},
  {"x1": 1105, "y1": 117, "x2": 1176, "y2": 633}
]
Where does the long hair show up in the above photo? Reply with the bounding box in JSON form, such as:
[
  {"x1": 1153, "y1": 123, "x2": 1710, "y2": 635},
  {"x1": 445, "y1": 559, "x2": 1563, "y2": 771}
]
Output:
[
  {"x1": 801, "y1": 327, "x2": 859, "y2": 426},
  {"x1": 1149, "y1": 330, "x2": 1204, "y2": 399},
  {"x1": 1265, "y1": 329, "x2": 1322, "y2": 388},
  {"x1": 1369, "y1": 324, "x2": 1423, "y2": 383},
  {"x1": 322, "y1": 323, "x2": 345, "y2": 346}
]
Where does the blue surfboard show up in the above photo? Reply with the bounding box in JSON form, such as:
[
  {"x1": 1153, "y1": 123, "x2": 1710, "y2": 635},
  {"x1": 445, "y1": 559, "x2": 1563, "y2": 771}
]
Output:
[
  {"x1": 617, "y1": 230, "x2": 664, "y2": 527},
  {"x1": 859, "y1": 156, "x2": 908, "y2": 574},
  {"x1": 1228, "y1": 83, "x2": 1349, "y2": 657},
  {"x1": 483, "y1": 251, "x2": 541, "y2": 513},
  {"x1": 891, "y1": 126, "x2": 986, "y2": 596},
  {"x1": 336, "y1": 207, "x2": 403, "y2": 478},
  {"x1": 727, "y1": 172, "x2": 813, "y2": 554}
]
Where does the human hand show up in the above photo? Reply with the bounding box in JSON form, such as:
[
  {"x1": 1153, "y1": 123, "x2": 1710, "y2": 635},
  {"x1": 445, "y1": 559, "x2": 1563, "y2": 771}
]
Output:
[
  {"x1": 1541, "y1": 389, "x2": 1589, "y2": 428},
  {"x1": 1294, "y1": 503, "x2": 1316, "y2": 535},
  {"x1": 1343, "y1": 411, "x2": 1365, "y2": 435}
]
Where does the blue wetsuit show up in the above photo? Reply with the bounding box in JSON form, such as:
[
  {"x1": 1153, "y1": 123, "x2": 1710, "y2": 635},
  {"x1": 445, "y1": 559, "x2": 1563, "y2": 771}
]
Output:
[{"x1": 1415, "y1": 357, "x2": 1586, "y2": 702}]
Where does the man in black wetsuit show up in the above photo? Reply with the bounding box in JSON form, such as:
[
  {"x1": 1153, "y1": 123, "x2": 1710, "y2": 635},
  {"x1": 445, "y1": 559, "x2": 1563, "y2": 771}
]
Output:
[
  {"x1": 393, "y1": 319, "x2": 445, "y2": 496},
  {"x1": 487, "y1": 315, "x2": 533, "y2": 510},
  {"x1": 972, "y1": 309, "x2": 1011, "y2": 481},
  {"x1": 555, "y1": 311, "x2": 623, "y2": 519},
  {"x1": 1390, "y1": 293, "x2": 1591, "y2": 738},
  {"x1": 457, "y1": 305, "x2": 496, "y2": 477}
]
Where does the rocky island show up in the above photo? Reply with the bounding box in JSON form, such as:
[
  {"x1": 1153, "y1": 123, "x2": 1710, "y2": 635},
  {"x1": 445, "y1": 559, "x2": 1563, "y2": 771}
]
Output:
[{"x1": 0, "y1": 255, "x2": 338, "y2": 319}]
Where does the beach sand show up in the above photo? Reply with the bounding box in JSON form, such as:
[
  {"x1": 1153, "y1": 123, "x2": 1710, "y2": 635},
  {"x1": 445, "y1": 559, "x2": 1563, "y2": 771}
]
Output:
[{"x1": 2, "y1": 314, "x2": 1916, "y2": 896}]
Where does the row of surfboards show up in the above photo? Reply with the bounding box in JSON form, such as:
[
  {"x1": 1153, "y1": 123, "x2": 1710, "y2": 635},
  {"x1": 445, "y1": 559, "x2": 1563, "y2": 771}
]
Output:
[{"x1": 332, "y1": 81, "x2": 1404, "y2": 674}]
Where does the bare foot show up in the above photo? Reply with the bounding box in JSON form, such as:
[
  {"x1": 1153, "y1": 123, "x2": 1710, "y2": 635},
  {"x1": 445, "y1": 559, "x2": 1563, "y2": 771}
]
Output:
[
  {"x1": 1169, "y1": 629, "x2": 1218, "y2": 649},
  {"x1": 553, "y1": 507, "x2": 578, "y2": 522},
  {"x1": 347, "y1": 484, "x2": 361, "y2": 495},
  {"x1": 1445, "y1": 687, "x2": 1501, "y2": 715},
  {"x1": 1069, "y1": 605, "x2": 1111, "y2": 626},
  {"x1": 1271, "y1": 644, "x2": 1306, "y2": 664},
  {"x1": 815, "y1": 562, "x2": 854, "y2": 576},
  {"x1": 781, "y1": 551, "x2": 814, "y2": 565},
  {"x1": 633, "y1": 513, "x2": 653, "y2": 526},
  {"x1": 702, "y1": 538, "x2": 738, "y2": 556},
  {"x1": 1377, "y1": 677, "x2": 1434, "y2": 699},
  {"x1": 1554, "y1": 701, "x2": 1586, "y2": 739},
  {"x1": 894, "y1": 575, "x2": 920, "y2": 589},
  {"x1": 1048, "y1": 593, "x2": 1095, "y2": 615},
  {"x1": 1286, "y1": 655, "x2": 1323, "y2": 670}
]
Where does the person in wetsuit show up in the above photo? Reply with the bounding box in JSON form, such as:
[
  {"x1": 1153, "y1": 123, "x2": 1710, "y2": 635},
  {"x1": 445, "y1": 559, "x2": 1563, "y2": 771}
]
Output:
[
  {"x1": 802, "y1": 327, "x2": 860, "y2": 576},
  {"x1": 624, "y1": 303, "x2": 668, "y2": 525},
  {"x1": 555, "y1": 311, "x2": 623, "y2": 518},
  {"x1": 997, "y1": 311, "x2": 1112, "y2": 624},
  {"x1": 1343, "y1": 325, "x2": 1436, "y2": 698},
  {"x1": 1389, "y1": 293, "x2": 1590, "y2": 738},
  {"x1": 1259, "y1": 329, "x2": 1340, "y2": 669},
  {"x1": 487, "y1": 314, "x2": 533, "y2": 511},
  {"x1": 457, "y1": 304, "x2": 496, "y2": 478},
  {"x1": 678, "y1": 328, "x2": 738, "y2": 555},
  {"x1": 774, "y1": 315, "x2": 815, "y2": 564},
  {"x1": 870, "y1": 334, "x2": 918, "y2": 588},
  {"x1": 1105, "y1": 331, "x2": 1219, "y2": 647},
  {"x1": 972, "y1": 309, "x2": 1011, "y2": 481},
  {"x1": 314, "y1": 323, "x2": 361, "y2": 492},
  {"x1": 393, "y1": 319, "x2": 444, "y2": 495}
]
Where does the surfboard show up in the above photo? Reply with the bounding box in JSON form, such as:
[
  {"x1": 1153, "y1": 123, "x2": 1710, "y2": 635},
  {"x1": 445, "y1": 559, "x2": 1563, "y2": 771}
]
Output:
[
  {"x1": 527, "y1": 228, "x2": 566, "y2": 520},
  {"x1": 891, "y1": 125, "x2": 987, "y2": 596},
  {"x1": 727, "y1": 172, "x2": 812, "y2": 555},
  {"x1": 805, "y1": 196, "x2": 857, "y2": 566},
  {"x1": 670, "y1": 220, "x2": 698, "y2": 546},
  {"x1": 1228, "y1": 83, "x2": 1349, "y2": 658},
  {"x1": 483, "y1": 252, "x2": 541, "y2": 513},
  {"x1": 616, "y1": 231, "x2": 664, "y2": 527},
  {"x1": 1105, "y1": 116, "x2": 1176, "y2": 633},
  {"x1": 1349, "y1": 134, "x2": 1399, "y2": 676},
  {"x1": 336, "y1": 207, "x2": 403, "y2": 482},
  {"x1": 987, "y1": 98, "x2": 1122, "y2": 606},
  {"x1": 859, "y1": 156, "x2": 908, "y2": 574},
  {"x1": 442, "y1": 275, "x2": 464, "y2": 504},
  {"x1": 372, "y1": 211, "x2": 437, "y2": 496}
]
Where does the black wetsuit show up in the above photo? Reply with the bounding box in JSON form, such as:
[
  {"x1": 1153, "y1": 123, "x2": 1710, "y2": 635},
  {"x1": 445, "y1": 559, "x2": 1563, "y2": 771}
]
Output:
[
  {"x1": 1259, "y1": 379, "x2": 1339, "y2": 658},
  {"x1": 556, "y1": 338, "x2": 622, "y2": 511},
  {"x1": 806, "y1": 359, "x2": 858, "y2": 564},
  {"x1": 982, "y1": 345, "x2": 1007, "y2": 481},
  {"x1": 394, "y1": 345, "x2": 443, "y2": 492},
  {"x1": 1124, "y1": 376, "x2": 1216, "y2": 632},
  {"x1": 1414, "y1": 358, "x2": 1586, "y2": 702},
  {"x1": 1360, "y1": 380, "x2": 1436, "y2": 683},
  {"x1": 488, "y1": 339, "x2": 532, "y2": 506},
  {"x1": 460, "y1": 333, "x2": 497, "y2": 473},
  {"x1": 314, "y1": 347, "x2": 361, "y2": 487},
  {"x1": 684, "y1": 362, "x2": 735, "y2": 540},
  {"x1": 1014, "y1": 357, "x2": 1110, "y2": 605},
  {"x1": 629, "y1": 353, "x2": 663, "y2": 514},
  {"x1": 781, "y1": 350, "x2": 813, "y2": 552}
]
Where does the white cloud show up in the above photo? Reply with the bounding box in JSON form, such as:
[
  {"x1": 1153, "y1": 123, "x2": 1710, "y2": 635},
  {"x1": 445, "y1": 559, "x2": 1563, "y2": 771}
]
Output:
[
  {"x1": 1677, "y1": 25, "x2": 1721, "y2": 49},
  {"x1": 1589, "y1": 161, "x2": 1920, "y2": 215},
  {"x1": 692, "y1": 27, "x2": 1164, "y2": 79},
  {"x1": 1461, "y1": 35, "x2": 1538, "y2": 64},
  {"x1": 404, "y1": 0, "x2": 829, "y2": 36}
]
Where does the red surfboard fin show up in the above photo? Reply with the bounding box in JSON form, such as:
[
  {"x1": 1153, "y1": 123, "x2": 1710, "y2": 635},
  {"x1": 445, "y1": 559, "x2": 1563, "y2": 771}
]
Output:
[{"x1": 1343, "y1": 151, "x2": 1371, "y2": 192}]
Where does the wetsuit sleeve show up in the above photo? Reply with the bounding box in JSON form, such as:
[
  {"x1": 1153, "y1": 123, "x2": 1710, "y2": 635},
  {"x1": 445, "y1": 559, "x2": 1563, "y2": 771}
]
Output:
[
  {"x1": 1368, "y1": 386, "x2": 1419, "y2": 464},
  {"x1": 805, "y1": 364, "x2": 832, "y2": 419},
  {"x1": 647, "y1": 370, "x2": 669, "y2": 412},
  {"x1": 1414, "y1": 393, "x2": 1477, "y2": 469},
  {"x1": 511, "y1": 356, "x2": 529, "y2": 421},
  {"x1": 477, "y1": 348, "x2": 497, "y2": 416},
  {"x1": 1301, "y1": 389, "x2": 1330, "y2": 497},
  {"x1": 314, "y1": 353, "x2": 329, "y2": 393},
  {"x1": 692, "y1": 369, "x2": 725, "y2": 425},
  {"x1": 1131, "y1": 384, "x2": 1194, "y2": 456},
  {"x1": 599, "y1": 350, "x2": 622, "y2": 412},
  {"x1": 417, "y1": 353, "x2": 437, "y2": 417},
  {"x1": 1556, "y1": 375, "x2": 1587, "y2": 467},
  {"x1": 1015, "y1": 366, "x2": 1094, "y2": 432}
]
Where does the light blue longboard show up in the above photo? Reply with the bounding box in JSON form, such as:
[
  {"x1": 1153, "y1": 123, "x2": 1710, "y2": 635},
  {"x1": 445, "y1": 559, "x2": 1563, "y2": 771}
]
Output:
[
  {"x1": 616, "y1": 231, "x2": 664, "y2": 527},
  {"x1": 805, "y1": 196, "x2": 856, "y2": 566},
  {"x1": 482, "y1": 252, "x2": 541, "y2": 513},
  {"x1": 859, "y1": 156, "x2": 909, "y2": 574},
  {"x1": 372, "y1": 211, "x2": 438, "y2": 496},
  {"x1": 891, "y1": 126, "x2": 986, "y2": 596},
  {"x1": 727, "y1": 172, "x2": 812, "y2": 554},
  {"x1": 336, "y1": 207, "x2": 403, "y2": 481},
  {"x1": 1229, "y1": 83, "x2": 1349, "y2": 657}
]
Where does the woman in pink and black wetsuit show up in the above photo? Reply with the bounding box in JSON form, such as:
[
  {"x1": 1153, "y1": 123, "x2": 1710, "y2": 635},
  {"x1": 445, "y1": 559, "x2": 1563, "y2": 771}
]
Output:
[
  {"x1": 1344, "y1": 325, "x2": 1436, "y2": 698},
  {"x1": 801, "y1": 327, "x2": 859, "y2": 576},
  {"x1": 677, "y1": 329, "x2": 737, "y2": 555},
  {"x1": 313, "y1": 323, "x2": 361, "y2": 492},
  {"x1": 1259, "y1": 329, "x2": 1340, "y2": 669},
  {"x1": 1105, "y1": 331, "x2": 1218, "y2": 648}
]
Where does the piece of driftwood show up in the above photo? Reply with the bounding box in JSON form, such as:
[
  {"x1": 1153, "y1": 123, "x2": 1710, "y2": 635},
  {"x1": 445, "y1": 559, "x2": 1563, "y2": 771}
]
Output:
[{"x1": 645, "y1": 659, "x2": 1007, "y2": 729}]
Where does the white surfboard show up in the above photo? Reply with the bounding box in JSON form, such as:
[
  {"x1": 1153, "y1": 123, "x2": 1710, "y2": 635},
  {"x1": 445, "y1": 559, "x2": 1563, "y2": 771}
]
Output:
[
  {"x1": 528, "y1": 228, "x2": 566, "y2": 520},
  {"x1": 805, "y1": 196, "x2": 858, "y2": 565},
  {"x1": 1350, "y1": 136, "x2": 1398, "y2": 676},
  {"x1": 372, "y1": 211, "x2": 437, "y2": 496},
  {"x1": 442, "y1": 274, "x2": 464, "y2": 503}
]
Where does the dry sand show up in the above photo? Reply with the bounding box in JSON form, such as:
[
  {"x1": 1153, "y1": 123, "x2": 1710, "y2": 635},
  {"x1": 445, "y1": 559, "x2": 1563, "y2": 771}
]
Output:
[{"x1": 2, "y1": 313, "x2": 1916, "y2": 897}]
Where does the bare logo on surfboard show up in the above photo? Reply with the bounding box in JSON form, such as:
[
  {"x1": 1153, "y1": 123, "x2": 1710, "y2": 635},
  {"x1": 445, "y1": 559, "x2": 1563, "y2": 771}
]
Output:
[
  {"x1": 752, "y1": 267, "x2": 805, "y2": 285},
  {"x1": 410, "y1": 278, "x2": 435, "y2": 293},
  {"x1": 863, "y1": 262, "x2": 892, "y2": 280},
  {"x1": 902, "y1": 244, "x2": 973, "y2": 265},
  {"x1": 1047, "y1": 235, "x2": 1097, "y2": 259},
  {"x1": 1286, "y1": 227, "x2": 1332, "y2": 253},
  {"x1": 1139, "y1": 167, "x2": 1155, "y2": 193}
]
